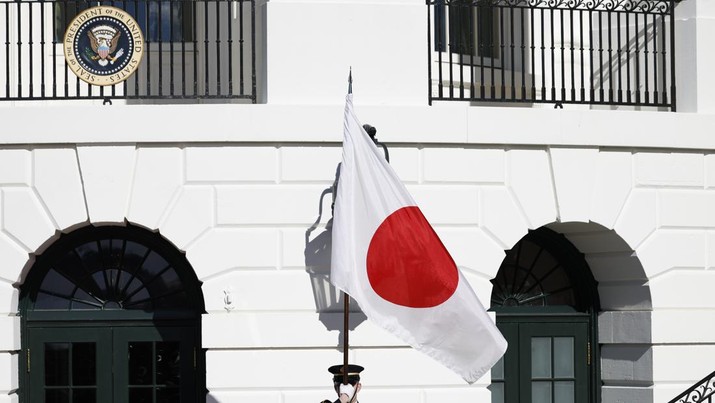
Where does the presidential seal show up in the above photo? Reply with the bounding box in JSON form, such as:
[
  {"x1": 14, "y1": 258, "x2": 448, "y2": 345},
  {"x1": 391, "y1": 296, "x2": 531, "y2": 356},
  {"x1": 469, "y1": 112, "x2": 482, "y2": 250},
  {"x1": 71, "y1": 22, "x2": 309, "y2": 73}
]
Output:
[{"x1": 63, "y1": 6, "x2": 144, "y2": 86}]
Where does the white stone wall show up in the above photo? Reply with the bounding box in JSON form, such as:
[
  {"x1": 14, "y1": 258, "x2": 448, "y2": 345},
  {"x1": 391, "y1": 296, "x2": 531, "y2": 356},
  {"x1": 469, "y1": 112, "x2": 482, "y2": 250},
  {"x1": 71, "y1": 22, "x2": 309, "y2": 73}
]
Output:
[
  {"x1": 1, "y1": 142, "x2": 714, "y2": 402},
  {"x1": 0, "y1": 0, "x2": 713, "y2": 401}
]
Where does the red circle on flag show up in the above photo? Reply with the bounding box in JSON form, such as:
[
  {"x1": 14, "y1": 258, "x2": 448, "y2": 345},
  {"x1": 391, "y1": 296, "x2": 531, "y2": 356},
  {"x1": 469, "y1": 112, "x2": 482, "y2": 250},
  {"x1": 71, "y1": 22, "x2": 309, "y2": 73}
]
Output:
[{"x1": 366, "y1": 206, "x2": 459, "y2": 308}]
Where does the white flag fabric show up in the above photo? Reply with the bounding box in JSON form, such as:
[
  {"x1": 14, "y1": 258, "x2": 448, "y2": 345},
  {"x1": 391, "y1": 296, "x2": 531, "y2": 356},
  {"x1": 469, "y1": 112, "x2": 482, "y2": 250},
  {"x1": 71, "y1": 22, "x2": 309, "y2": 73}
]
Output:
[{"x1": 331, "y1": 94, "x2": 507, "y2": 383}]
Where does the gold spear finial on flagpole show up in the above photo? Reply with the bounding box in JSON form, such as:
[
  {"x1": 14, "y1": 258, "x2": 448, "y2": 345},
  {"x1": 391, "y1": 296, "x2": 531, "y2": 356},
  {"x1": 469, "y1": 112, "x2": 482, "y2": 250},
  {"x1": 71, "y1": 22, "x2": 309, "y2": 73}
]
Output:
[{"x1": 348, "y1": 67, "x2": 353, "y2": 95}]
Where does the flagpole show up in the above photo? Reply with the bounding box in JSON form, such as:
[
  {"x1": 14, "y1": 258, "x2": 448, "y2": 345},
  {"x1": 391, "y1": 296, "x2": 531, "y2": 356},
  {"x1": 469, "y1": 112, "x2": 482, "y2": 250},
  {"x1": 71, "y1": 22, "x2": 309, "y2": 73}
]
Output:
[
  {"x1": 342, "y1": 67, "x2": 353, "y2": 386},
  {"x1": 343, "y1": 294, "x2": 349, "y2": 385}
]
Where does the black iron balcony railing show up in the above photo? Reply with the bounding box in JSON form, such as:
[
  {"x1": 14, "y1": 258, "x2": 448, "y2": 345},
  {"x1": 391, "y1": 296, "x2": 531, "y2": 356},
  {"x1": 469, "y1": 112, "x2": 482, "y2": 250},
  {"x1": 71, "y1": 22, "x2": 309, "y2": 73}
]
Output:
[
  {"x1": 1, "y1": 0, "x2": 255, "y2": 102},
  {"x1": 428, "y1": 0, "x2": 676, "y2": 110},
  {"x1": 670, "y1": 370, "x2": 715, "y2": 403}
]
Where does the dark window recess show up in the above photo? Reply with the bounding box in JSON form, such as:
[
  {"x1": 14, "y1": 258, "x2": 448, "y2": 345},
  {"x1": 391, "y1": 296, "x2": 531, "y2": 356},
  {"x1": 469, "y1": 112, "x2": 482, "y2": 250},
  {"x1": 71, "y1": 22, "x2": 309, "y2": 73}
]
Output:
[
  {"x1": 31, "y1": 235, "x2": 193, "y2": 312},
  {"x1": 53, "y1": 0, "x2": 193, "y2": 43},
  {"x1": 434, "y1": 0, "x2": 497, "y2": 59},
  {"x1": 22, "y1": 224, "x2": 205, "y2": 319},
  {"x1": 491, "y1": 228, "x2": 598, "y2": 312}
]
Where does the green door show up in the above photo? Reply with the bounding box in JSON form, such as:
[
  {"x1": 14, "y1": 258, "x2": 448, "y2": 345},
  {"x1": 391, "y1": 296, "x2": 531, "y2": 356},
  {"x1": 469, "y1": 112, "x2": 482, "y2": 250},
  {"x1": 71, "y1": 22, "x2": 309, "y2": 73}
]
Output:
[
  {"x1": 28, "y1": 327, "x2": 113, "y2": 403},
  {"x1": 519, "y1": 322, "x2": 589, "y2": 403},
  {"x1": 27, "y1": 325, "x2": 197, "y2": 403},
  {"x1": 490, "y1": 319, "x2": 590, "y2": 403},
  {"x1": 113, "y1": 326, "x2": 197, "y2": 403}
]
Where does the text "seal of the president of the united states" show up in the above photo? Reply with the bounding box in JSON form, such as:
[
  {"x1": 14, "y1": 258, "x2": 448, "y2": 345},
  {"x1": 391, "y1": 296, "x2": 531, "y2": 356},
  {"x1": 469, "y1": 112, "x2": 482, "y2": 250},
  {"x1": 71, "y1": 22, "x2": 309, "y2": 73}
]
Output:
[{"x1": 63, "y1": 6, "x2": 144, "y2": 86}]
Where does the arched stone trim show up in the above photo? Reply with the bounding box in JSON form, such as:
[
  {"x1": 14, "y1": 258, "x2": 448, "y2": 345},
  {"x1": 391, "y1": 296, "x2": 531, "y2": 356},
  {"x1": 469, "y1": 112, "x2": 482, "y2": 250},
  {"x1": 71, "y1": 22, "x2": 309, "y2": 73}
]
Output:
[
  {"x1": 500, "y1": 147, "x2": 686, "y2": 314},
  {"x1": 0, "y1": 145, "x2": 216, "y2": 288},
  {"x1": 19, "y1": 223, "x2": 206, "y2": 316},
  {"x1": 547, "y1": 222, "x2": 653, "y2": 403}
]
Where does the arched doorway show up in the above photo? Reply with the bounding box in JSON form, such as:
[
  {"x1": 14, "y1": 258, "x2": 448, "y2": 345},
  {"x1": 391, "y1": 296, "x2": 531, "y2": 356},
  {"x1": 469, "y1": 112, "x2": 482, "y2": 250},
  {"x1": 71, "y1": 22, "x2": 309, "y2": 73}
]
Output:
[
  {"x1": 489, "y1": 227, "x2": 600, "y2": 403},
  {"x1": 19, "y1": 224, "x2": 205, "y2": 403}
]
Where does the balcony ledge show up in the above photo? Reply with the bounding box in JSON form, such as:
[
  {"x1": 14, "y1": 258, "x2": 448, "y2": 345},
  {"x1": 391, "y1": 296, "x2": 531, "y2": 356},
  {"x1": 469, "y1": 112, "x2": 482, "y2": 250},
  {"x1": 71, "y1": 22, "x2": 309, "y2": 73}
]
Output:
[{"x1": 0, "y1": 102, "x2": 713, "y2": 151}]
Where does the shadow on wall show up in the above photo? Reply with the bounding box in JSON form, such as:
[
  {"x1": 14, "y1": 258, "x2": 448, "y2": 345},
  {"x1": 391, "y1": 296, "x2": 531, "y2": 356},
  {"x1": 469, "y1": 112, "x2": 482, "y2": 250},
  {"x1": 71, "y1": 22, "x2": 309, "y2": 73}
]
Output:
[
  {"x1": 304, "y1": 163, "x2": 366, "y2": 347},
  {"x1": 548, "y1": 222, "x2": 652, "y2": 312}
]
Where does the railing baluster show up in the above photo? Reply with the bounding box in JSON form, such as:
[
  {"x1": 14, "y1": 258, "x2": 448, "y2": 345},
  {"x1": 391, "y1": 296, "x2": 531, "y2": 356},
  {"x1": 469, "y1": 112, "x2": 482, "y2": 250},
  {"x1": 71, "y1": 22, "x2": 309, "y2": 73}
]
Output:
[
  {"x1": 112, "y1": 0, "x2": 119, "y2": 99},
  {"x1": 427, "y1": 0, "x2": 431, "y2": 103},
  {"x1": 40, "y1": 0, "x2": 46, "y2": 97},
  {"x1": 626, "y1": 11, "x2": 631, "y2": 104},
  {"x1": 550, "y1": 8, "x2": 555, "y2": 102},
  {"x1": 132, "y1": 0, "x2": 139, "y2": 97},
  {"x1": 509, "y1": 5, "x2": 514, "y2": 100},
  {"x1": 63, "y1": 0, "x2": 69, "y2": 97},
  {"x1": 499, "y1": 5, "x2": 505, "y2": 100},
  {"x1": 447, "y1": 2, "x2": 453, "y2": 99},
  {"x1": 644, "y1": 11, "x2": 650, "y2": 105},
  {"x1": 652, "y1": 13, "x2": 658, "y2": 104},
  {"x1": 607, "y1": 11, "x2": 613, "y2": 103},
  {"x1": 181, "y1": 0, "x2": 187, "y2": 96},
  {"x1": 559, "y1": 7, "x2": 564, "y2": 102},
  {"x1": 661, "y1": 11, "x2": 667, "y2": 105},
  {"x1": 617, "y1": 11, "x2": 622, "y2": 103},
  {"x1": 145, "y1": 0, "x2": 152, "y2": 96},
  {"x1": 435, "y1": 0, "x2": 443, "y2": 99},
  {"x1": 72, "y1": 0, "x2": 78, "y2": 96},
  {"x1": 226, "y1": 0, "x2": 232, "y2": 96},
  {"x1": 479, "y1": 2, "x2": 484, "y2": 99},
  {"x1": 457, "y1": 1, "x2": 464, "y2": 99},
  {"x1": 215, "y1": 0, "x2": 221, "y2": 96},
  {"x1": 669, "y1": 0, "x2": 676, "y2": 111},
  {"x1": 490, "y1": 4, "x2": 495, "y2": 100},
  {"x1": 17, "y1": 0, "x2": 22, "y2": 98},
  {"x1": 588, "y1": 9, "x2": 594, "y2": 103},
  {"x1": 192, "y1": 0, "x2": 197, "y2": 96},
  {"x1": 529, "y1": 6, "x2": 534, "y2": 102},
  {"x1": 579, "y1": 8, "x2": 584, "y2": 102},
  {"x1": 5, "y1": 2, "x2": 11, "y2": 99},
  {"x1": 29, "y1": 0, "x2": 34, "y2": 97},
  {"x1": 250, "y1": 0, "x2": 255, "y2": 101},
  {"x1": 598, "y1": 10, "x2": 603, "y2": 102},
  {"x1": 158, "y1": 0, "x2": 163, "y2": 96},
  {"x1": 179, "y1": 0, "x2": 185, "y2": 96},
  {"x1": 203, "y1": 0, "x2": 209, "y2": 96},
  {"x1": 170, "y1": 0, "x2": 175, "y2": 96},
  {"x1": 635, "y1": 11, "x2": 640, "y2": 105},
  {"x1": 520, "y1": 7, "x2": 525, "y2": 101},
  {"x1": 569, "y1": 8, "x2": 574, "y2": 102},
  {"x1": 540, "y1": 7, "x2": 545, "y2": 102},
  {"x1": 467, "y1": 0, "x2": 474, "y2": 100},
  {"x1": 84, "y1": 0, "x2": 91, "y2": 98}
]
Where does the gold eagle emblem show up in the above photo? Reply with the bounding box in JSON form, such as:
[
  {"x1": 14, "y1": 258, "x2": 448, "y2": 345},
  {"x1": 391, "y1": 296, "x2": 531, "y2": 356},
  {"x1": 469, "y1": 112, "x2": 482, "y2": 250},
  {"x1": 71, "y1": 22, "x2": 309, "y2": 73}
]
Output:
[{"x1": 86, "y1": 25, "x2": 124, "y2": 67}]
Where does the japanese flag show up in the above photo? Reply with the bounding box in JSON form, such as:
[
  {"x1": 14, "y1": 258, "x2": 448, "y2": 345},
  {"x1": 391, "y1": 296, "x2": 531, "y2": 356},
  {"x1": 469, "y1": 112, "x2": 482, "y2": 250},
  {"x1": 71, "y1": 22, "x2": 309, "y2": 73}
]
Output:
[{"x1": 331, "y1": 93, "x2": 507, "y2": 383}]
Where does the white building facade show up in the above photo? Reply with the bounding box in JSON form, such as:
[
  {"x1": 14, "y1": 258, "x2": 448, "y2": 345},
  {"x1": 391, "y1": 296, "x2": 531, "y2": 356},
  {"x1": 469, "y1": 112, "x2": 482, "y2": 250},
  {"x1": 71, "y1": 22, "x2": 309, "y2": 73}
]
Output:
[{"x1": 0, "y1": 0, "x2": 714, "y2": 402}]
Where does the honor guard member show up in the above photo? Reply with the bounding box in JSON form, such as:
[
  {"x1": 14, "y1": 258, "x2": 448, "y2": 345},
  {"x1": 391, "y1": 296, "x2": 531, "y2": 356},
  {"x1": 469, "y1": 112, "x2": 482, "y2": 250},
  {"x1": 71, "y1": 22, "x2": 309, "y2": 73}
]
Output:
[{"x1": 321, "y1": 364, "x2": 364, "y2": 403}]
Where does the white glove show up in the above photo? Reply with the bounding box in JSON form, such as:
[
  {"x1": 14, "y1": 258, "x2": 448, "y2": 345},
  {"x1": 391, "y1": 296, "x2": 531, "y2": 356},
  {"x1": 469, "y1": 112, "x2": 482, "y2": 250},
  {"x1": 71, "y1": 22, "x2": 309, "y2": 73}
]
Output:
[{"x1": 339, "y1": 383, "x2": 356, "y2": 400}]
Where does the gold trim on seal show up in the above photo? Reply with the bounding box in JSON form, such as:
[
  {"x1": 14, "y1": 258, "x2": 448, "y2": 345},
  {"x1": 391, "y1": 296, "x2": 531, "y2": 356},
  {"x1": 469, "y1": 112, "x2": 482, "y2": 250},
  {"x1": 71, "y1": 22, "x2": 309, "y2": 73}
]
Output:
[{"x1": 63, "y1": 6, "x2": 144, "y2": 86}]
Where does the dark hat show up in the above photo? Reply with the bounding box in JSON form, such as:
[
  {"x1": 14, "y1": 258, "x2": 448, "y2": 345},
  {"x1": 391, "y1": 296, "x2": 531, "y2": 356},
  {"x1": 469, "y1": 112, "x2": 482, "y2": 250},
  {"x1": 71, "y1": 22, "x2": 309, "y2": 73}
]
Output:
[{"x1": 328, "y1": 364, "x2": 364, "y2": 384}]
